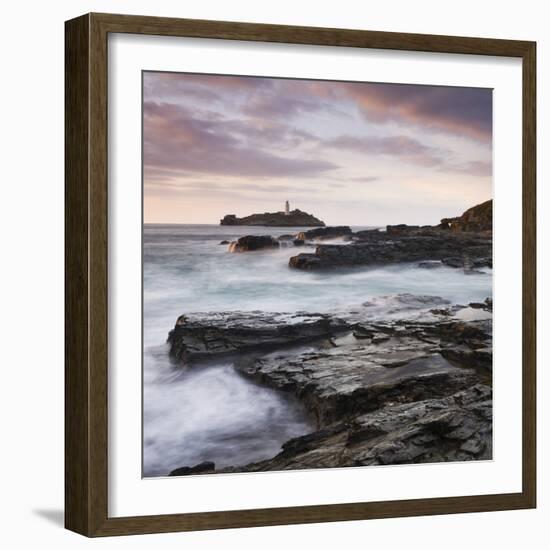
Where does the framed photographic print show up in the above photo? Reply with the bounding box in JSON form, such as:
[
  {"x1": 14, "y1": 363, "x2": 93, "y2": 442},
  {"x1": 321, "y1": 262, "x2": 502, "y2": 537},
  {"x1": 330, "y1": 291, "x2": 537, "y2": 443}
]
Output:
[{"x1": 65, "y1": 13, "x2": 536, "y2": 537}]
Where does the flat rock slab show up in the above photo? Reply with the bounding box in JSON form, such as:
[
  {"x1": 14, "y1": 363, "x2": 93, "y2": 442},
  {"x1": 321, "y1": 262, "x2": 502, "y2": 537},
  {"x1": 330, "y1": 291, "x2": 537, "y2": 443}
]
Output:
[
  {"x1": 236, "y1": 340, "x2": 479, "y2": 426},
  {"x1": 168, "y1": 311, "x2": 348, "y2": 363}
]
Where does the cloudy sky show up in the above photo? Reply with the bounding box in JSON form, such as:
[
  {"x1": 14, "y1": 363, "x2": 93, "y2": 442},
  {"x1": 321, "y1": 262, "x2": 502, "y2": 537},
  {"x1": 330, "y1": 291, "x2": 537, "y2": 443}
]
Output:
[{"x1": 143, "y1": 72, "x2": 492, "y2": 226}]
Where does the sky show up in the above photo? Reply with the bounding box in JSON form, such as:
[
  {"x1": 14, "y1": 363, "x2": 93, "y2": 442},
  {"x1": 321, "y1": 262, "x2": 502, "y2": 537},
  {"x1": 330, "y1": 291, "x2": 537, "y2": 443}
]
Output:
[{"x1": 143, "y1": 72, "x2": 492, "y2": 226}]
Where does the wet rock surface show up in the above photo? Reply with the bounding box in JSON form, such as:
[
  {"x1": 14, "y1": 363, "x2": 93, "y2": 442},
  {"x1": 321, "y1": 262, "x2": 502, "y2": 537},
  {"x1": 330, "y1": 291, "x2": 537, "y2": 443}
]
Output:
[
  {"x1": 167, "y1": 296, "x2": 492, "y2": 473},
  {"x1": 236, "y1": 349, "x2": 479, "y2": 426}
]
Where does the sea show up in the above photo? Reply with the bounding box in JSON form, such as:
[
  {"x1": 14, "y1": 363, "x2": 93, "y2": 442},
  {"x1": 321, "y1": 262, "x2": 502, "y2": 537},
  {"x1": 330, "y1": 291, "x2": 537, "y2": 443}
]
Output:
[{"x1": 143, "y1": 224, "x2": 492, "y2": 477}]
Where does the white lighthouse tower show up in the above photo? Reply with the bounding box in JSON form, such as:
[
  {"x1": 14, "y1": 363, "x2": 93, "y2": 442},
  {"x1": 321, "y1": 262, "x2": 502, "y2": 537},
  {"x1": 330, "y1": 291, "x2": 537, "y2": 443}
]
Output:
[{"x1": 285, "y1": 200, "x2": 290, "y2": 215}]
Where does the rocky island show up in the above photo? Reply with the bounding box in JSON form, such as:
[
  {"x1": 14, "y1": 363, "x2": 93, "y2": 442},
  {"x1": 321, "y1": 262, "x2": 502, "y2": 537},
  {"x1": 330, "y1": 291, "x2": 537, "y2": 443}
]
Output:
[{"x1": 220, "y1": 201, "x2": 325, "y2": 227}]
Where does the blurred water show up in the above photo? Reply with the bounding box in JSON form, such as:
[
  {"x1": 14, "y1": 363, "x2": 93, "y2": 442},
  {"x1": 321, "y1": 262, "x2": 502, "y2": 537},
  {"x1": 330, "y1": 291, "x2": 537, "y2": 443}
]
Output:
[{"x1": 143, "y1": 224, "x2": 492, "y2": 477}]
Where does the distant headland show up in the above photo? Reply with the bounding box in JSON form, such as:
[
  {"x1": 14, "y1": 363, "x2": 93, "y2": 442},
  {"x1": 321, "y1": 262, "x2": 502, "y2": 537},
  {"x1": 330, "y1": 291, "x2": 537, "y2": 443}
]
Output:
[{"x1": 220, "y1": 201, "x2": 325, "y2": 227}]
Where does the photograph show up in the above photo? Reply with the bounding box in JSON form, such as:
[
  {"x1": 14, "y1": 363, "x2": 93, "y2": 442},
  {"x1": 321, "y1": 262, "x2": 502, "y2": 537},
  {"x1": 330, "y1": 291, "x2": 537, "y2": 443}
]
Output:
[{"x1": 142, "y1": 71, "x2": 494, "y2": 478}]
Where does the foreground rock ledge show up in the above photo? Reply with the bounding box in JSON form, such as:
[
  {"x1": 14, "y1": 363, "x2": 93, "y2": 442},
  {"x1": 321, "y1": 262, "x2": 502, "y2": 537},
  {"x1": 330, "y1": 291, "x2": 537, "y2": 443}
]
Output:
[
  {"x1": 168, "y1": 311, "x2": 348, "y2": 363},
  {"x1": 167, "y1": 298, "x2": 492, "y2": 474}
]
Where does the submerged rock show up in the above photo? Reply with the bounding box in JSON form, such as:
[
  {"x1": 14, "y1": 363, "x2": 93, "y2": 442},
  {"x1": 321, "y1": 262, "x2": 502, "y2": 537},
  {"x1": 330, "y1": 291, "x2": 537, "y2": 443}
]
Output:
[
  {"x1": 228, "y1": 235, "x2": 279, "y2": 252},
  {"x1": 360, "y1": 293, "x2": 451, "y2": 317},
  {"x1": 418, "y1": 260, "x2": 443, "y2": 269},
  {"x1": 288, "y1": 252, "x2": 321, "y2": 270}
]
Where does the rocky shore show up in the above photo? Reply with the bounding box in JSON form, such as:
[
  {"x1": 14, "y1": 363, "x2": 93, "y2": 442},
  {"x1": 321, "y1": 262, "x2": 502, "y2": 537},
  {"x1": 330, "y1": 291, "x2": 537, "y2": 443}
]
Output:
[
  {"x1": 289, "y1": 232, "x2": 492, "y2": 271},
  {"x1": 163, "y1": 200, "x2": 492, "y2": 476},
  {"x1": 224, "y1": 200, "x2": 493, "y2": 272},
  {"x1": 167, "y1": 295, "x2": 492, "y2": 474},
  {"x1": 289, "y1": 200, "x2": 492, "y2": 270}
]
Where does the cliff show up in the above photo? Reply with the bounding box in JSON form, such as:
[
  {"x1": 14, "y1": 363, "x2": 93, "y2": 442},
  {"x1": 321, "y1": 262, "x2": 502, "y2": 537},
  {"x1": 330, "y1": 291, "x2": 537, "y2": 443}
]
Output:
[
  {"x1": 439, "y1": 199, "x2": 492, "y2": 232},
  {"x1": 220, "y1": 209, "x2": 325, "y2": 227}
]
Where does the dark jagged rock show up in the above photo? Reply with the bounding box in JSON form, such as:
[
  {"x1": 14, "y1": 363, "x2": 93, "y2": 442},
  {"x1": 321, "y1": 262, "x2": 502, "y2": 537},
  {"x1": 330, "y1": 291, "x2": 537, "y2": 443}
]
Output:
[
  {"x1": 295, "y1": 226, "x2": 352, "y2": 241},
  {"x1": 167, "y1": 311, "x2": 348, "y2": 363},
  {"x1": 220, "y1": 385, "x2": 491, "y2": 472},
  {"x1": 442, "y1": 257, "x2": 463, "y2": 268},
  {"x1": 219, "y1": 240, "x2": 230, "y2": 245},
  {"x1": 288, "y1": 200, "x2": 492, "y2": 271},
  {"x1": 228, "y1": 235, "x2": 279, "y2": 252},
  {"x1": 447, "y1": 256, "x2": 492, "y2": 270},
  {"x1": 352, "y1": 229, "x2": 383, "y2": 240},
  {"x1": 169, "y1": 461, "x2": 215, "y2": 476},
  {"x1": 289, "y1": 233, "x2": 492, "y2": 270},
  {"x1": 236, "y1": 350, "x2": 479, "y2": 427},
  {"x1": 441, "y1": 346, "x2": 492, "y2": 371},
  {"x1": 288, "y1": 252, "x2": 321, "y2": 270},
  {"x1": 233, "y1": 305, "x2": 491, "y2": 427},
  {"x1": 386, "y1": 224, "x2": 420, "y2": 235},
  {"x1": 220, "y1": 209, "x2": 325, "y2": 227}
]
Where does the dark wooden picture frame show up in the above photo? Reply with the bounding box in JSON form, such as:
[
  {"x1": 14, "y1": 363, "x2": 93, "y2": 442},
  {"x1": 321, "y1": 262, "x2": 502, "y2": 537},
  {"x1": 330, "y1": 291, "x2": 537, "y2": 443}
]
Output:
[{"x1": 65, "y1": 12, "x2": 536, "y2": 537}]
